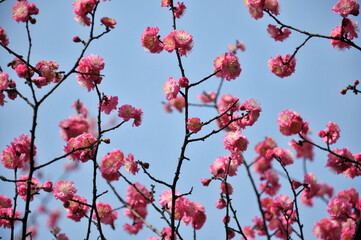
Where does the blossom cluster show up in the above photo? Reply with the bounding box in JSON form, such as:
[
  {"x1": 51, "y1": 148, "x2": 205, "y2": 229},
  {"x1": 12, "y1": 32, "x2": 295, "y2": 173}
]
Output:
[
  {"x1": 159, "y1": 190, "x2": 206, "y2": 230},
  {"x1": 326, "y1": 148, "x2": 361, "y2": 178},
  {"x1": 244, "y1": 0, "x2": 280, "y2": 20},
  {"x1": 72, "y1": 0, "x2": 97, "y2": 26},
  {"x1": 33, "y1": 60, "x2": 62, "y2": 88},
  {"x1": 313, "y1": 188, "x2": 360, "y2": 239},
  {"x1": 330, "y1": 17, "x2": 359, "y2": 50},
  {"x1": 12, "y1": 0, "x2": 39, "y2": 23},
  {"x1": 213, "y1": 52, "x2": 242, "y2": 81},
  {"x1": 268, "y1": 54, "x2": 296, "y2": 78},
  {"x1": 0, "y1": 195, "x2": 20, "y2": 229},
  {"x1": 1, "y1": 134, "x2": 36, "y2": 169},
  {"x1": 267, "y1": 24, "x2": 291, "y2": 42},
  {"x1": 63, "y1": 132, "x2": 97, "y2": 163},
  {"x1": 76, "y1": 54, "x2": 105, "y2": 91},
  {"x1": 0, "y1": 26, "x2": 9, "y2": 47},
  {"x1": 93, "y1": 201, "x2": 118, "y2": 225}
]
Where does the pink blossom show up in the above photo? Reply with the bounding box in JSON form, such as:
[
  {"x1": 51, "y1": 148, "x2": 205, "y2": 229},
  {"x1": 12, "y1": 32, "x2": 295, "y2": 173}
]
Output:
[
  {"x1": 330, "y1": 18, "x2": 358, "y2": 50},
  {"x1": 100, "y1": 149, "x2": 124, "y2": 181},
  {"x1": 99, "y1": 95, "x2": 118, "y2": 114},
  {"x1": 237, "y1": 41, "x2": 246, "y2": 51},
  {"x1": 242, "y1": 225, "x2": 255, "y2": 240},
  {"x1": 267, "y1": 24, "x2": 291, "y2": 42},
  {"x1": 264, "y1": 0, "x2": 280, "y2": 15},
  {"x1": 267, "y1": 147, "x2": 294, "y2": 166},
  {"x1": 318, "y1": 121, "x2": 341, "y2": 145},
  {"x1": 93, "y1": 201, "x2": 118, "y2": 225},
  {"x1": 163, "y1": 77, "x2": 180, "y2": 100},
  {"x1": 245, "y1": 1, "x2": 264, "y2": 20},
  {"x1": 239, "y1": 98, "x2": 262, "y2": 128},
  {"x1": 259, "y1": 170, "x2": 280, "y2": 196},
  {"x1": 141, "y1": 26, "x2": 164, "y2": 53},
  {"x1": 72, "y1": 0, "x2": 97, "y2": 26},
  {"x1": 17, "y1": 175, "x2": 39, "y2": 201},
  {"x1": 326, "y1": 148, "x2": 353, "y2": 174},
  {"x1": 63, "y1": 132, "x2": 97, "y2": 163},
  {"x1": 0, "y1": 195, "x2": 12, "y2": 209},
  {"x1": 301, "y1": 190, "x2": 314, "y2": 206},
  {"x1": 252, "y1": 216, "x2": 266, "y2": 236},
  {"x1": 163, "y1": 30, "x2": 193, "y2": 56},
  {"x1": 174, "y1": 2, "x2": 186, "y2": 18},
  {"x1": 124, "y1": 153, "x2": 139, "y2": 175},
  {"x1": 213, "y1": 52, "x2": 242, "y2": 80},
  {"x1": 53, "y1": 180, "x2": 77, "y2": 202},
  {"x1": 0, "y1": 27, "x2": 9, "y2": 47},
  {"x1": 163, "y1": 33, "x2": 176, "y2": 53},
  {"x1": 327, "y1": 197, "x2": 352, "y2": 222},
  {"x1": 76, "y1": 54, "x2": 105, "y2": 91},
  {"x1": 187, "y1": 117, "x2": 202, "y2": 133},
  {"x1": 100, "y1": 17, "x2": 116, "y2": 29},
  {"x1": 0, "y1": 208, "x2": 20, "y2": 228},
  {"x1": 66, "y1": 195, "x2": 89, "y2": 222},
  {"x1": 12, "y1": 1, "x2": 30, "y2": 23},
  {"x1": 223, "y1": 130, "x2": 249, "y2": 154},
  {"x1": 167, "y1": 96, "x2": 185, "y2": 112},
  {"x1": 337, "y1": 187, "x2": 359, "y2": 207},
  {"x1": 303, "y1": 172, "x2": 321, "y2": 199},
  {"x1": 289, "y1": 138, "x2": 314, "y2": 161},
  {"x1": 345, "y1": 152, "x2": 361, "y2": 178},
  {"x1": 227, "y1": 44, "x2": 237, "y2": 53},
  {"x1": 1, "y1": 145, "x2": 19, "y2": 169},
  {"x1": 277, "y1": 110, "x2": 306, "y2": 136},
  {"x1": 220, "y1": 182, "x2": 233, "y2": 195},
  {"x1": 178, "y1": 77, "x2": 189, "y2": 88},
  {"x1": 197, "y1": 91, "x2": 216, "y2": 103},
  {"x1": 161, "y1": 0, "x2": 171, "y2": 7},
  {"x1": 209, "y1": 155, "x2": 242, "y2": 178},
  {"x1": 317, "y1": 183, "x2": 334, "y2": 199},
  {"x1": 332, "y1": 0, "x2": 359, "y2": 17},
  {"x1": 132, "y1": 108, "x2": 143, "y2": 127},
  {"x1": 46, "y1": 208, "x2": 61, "y2": 228},
  {"x1": 59, "y1": 114, "x2": 89, "y2": 141},
  {"x1": 118, "y1": 104, "x2": 136, "y2": 121},
  {"x1": 57, "y1": 233, "x2": 69, "y2": 240},
  {"x1": 41, "y1": 180, "x2": 53, "y2": 192},
  {"x1": 215, "y1": 198, "x2": 226, "y2": 209},
  {"x1": 268, "y1": 54, "x2": 296, "y2": 78},
  {"x1": 35, "y1": 60, "x2": 62, "y2": 87},
  {"x1": 15, "y1": 64, "x2": 34, "y2": 79}
]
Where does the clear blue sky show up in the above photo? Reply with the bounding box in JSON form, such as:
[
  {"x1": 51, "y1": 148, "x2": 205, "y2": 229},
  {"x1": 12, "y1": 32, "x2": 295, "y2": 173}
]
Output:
[{"x1": 0, "y1": 0, "x2": 360, "y2": 239}]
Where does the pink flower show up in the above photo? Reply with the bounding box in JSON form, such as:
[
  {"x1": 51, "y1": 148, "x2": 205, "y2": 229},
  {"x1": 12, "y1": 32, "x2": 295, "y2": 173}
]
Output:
[
  {"x1": 99, "y1": 95, "x2": 118, "y2": 115},
  {"x1": 209, "y1": 155, "x2": 243, "y2": 178},
  {"x1": 245, "y1": 1, "x2": 264, "y2": 20},
  {"x1": 223, "y1": 130, "x2": 249, "y2": 154},
  {"x1": 267, "y1": 147, "x2": 294, "y2": 166},
  {"x1": 124, "y1": 153, "x2": 139, "y2": 175},
  {"x1": 12, "y1": 1, "x2": 30, "y2": 23},
  {"x1": 163, "y1": 30, "x2": 193, "y2": 56},
  {"x1": 100, "y1": 149, "x2": 124, "y2": 181},
  {"x1": 187, "y1": 117, "x2": 202, "y2": 133},
  {"x1": 132, "y1": 108, "x2": 143, "y2": 127},
  {"x1": 330, "y1": 18, "x2": 358, "y2": 50},
  {"x1": 215, "y1": 198, "x2": 226, "y2": 209},
  {"x1": 72, "y1": 0, "x2": 97, "y2": 26},
  {"x1": 332, "y1": 0, "x2": 359, "y2": 17},
  {"x1": 178, "y1": 77, "x2": 189, "y2": 88},
  {"x1": 0, "y1": 27, "x2": 9, "y2": 47},
  {"x1": 46, "y1": 208, "x2": 61, "y2": 228},
  {"x1": 166, "y1": 96, "x2": 185, "y2": 112},
  {"x1": 2, "y1": 134, "x2": 36, "y2": 169},
  {"x1": 0, "y1": 208, "x2": 20, "y2": 228},
  {"x1": 268, "y1": 54, "x2": 296, "y2": 78},
  {"x1": 213, "y1": 52, "x2": 242, "y2": 80},
  {"x1": 303, "y1": 172, "x2": 321, "y2": 199},
  {"x1": 141, "y1": 26, "x2": 164, "y2": 54},
  {"x1": 318, "y1": 122, "x2": 341, "y2": 145},
  {"x1": 161, "y1": 0, "x2": 171, "y2": 7},
  {"x1": 163, "y1": 77, "x2": 180, "y2": 100},
  {"x1": 57, "y1": 233, "x2": 69, "y2": 240},
  {"x1": 326, "y1": 148, "x2": 353, "y2": 174},
  {"x1": 17, "y1": 175, "x2": 39, "y2": 201},
  {"x1": 93, "y1": 201, "x2": 118, "y2": 225},
  {"x1": 15, "y1": 64, "x2": 34, "y2": 79},
  {"x1": 259, "y1": 170, "x2": 280, "y2": 196},
  {"x1": 264, "y1": 0, "x2": 280, "y2": 15},
  {"x1": 242, "y1": 225, "x2": 255, "y2": 240},
  {"x1": 174, "y1": 2, "x2": 186, "y2": 18},
  {"x1": 0, "y1": 72, "x2": 9, "y2": 91},
  {"x1": 267, "y1": 24, "x2": 291, "y2": 42},
  {"x1": 35, "y1": 60, "x2": 62, "y2": 87},
  {"x1": 0, "y1": 195, "x2": 12, "y2": 209},
  {"x1": 220, "y1": 182, "x2": 233, "y2": 195},
  {"x1": 53, "y1": 180, "x2": 77, "y2": 202},
  {"x1": 59, "y1": 114, "x2": 89, "y2": 141},
  {"x1": 76, "y1": 54, "x2": 105, "y2": 91},
  {"x1": 118, "y1": 104, "x2": 136, "y2": 121},
  {"x1": 289, "y1": 138, "x2": 314, "y2": 161},
  {"x1": 66, "y1": 195, "x2": 89, "y2": 222},
  {"x1": 41, "y1": 180, "x2": 53, "y2": 192},
  {"x1": 327, "y1": 197, "x2": 352, "y2": 222},
  {"x1": 100, "y1": 17, "x2": 116, "y2": 29},
  {"x1": 277, "y1": 110, "x2": 306, "y2": 136},
  {"x1": 1, "y1": 145, "x2": 19, "y2": 169},
  {"x1": 239, "y1": 98, "x2": 262, "y2": 128},
  {"x1": 63, "y1": 132, "x2": 97, "y2": 163}
]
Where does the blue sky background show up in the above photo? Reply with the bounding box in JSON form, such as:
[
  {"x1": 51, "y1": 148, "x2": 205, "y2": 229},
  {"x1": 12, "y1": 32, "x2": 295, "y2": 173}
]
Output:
[{"x1": 0, "y1": 0, "x2": 360, "y2": 239}]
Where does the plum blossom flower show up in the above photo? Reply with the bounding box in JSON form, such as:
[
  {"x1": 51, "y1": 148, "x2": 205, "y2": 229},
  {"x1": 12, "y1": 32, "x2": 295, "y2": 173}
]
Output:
[
  {"x1": 174, "y1": 2, "x2": 186, "y2": 18},
  {"x1": 118, "y1": 104, "x2": 143, "y2": 127},
  {"x1": 223, "y1": 130, "x2": 249, "y2": 154},
  {"x1": 59, "y1": 114, "x2": 89, "y2": 141},
  {"x1": 326, "y1": 148, "x2": 353, "y2": 174},
  {"x1": 268, "y1": 54, "x2": 296, "y2": 78},
  {"x1": 332, "y1": 0, "x2": 360, "y2": 17},
  {"x1": 72, "y1": 100, "x2": 88, "y2": 117},
  {"x1": 163, "y1": 77, "x2": 180, "y2": 100},
  {"x1": 17, "y1": 175, "x2": 39, "y2": 201},
  {"x1": 213, "y1": 52, "x2": 242, "y2": 80},
  {"x1": 66, "y1": 195, "x2": 89, "y2": 222},
  {"x1": 0, "y1": 27, "x2": 9, "y2": 47},
  {"x1": 124, "y1": 153, "x2": 139, "y2": 175},
  {"x1": 100, "y1": 149, "x2": 124, "y2": 181},
  {"x1": 330, "y1": 17, "x2": 359, "y2": 50},
  {"x1": 141, "y1": 26, "x2": 164, "y2": 53},
  {"x1": 63, "y1": 133, "x2": 97, "y2": 163},
  {"x1": 161, "y1": 0, "x2": 171, "y2": 7},
  {"x1": 93, "y1": 201, "x2": 118, "y2": 225},
  {"x1": 187, "y1": 117, "x2": 202, "y2": 133},
  {"x1": 267, "y1": 24, "x2": 291, "y2": 42},
  {"x1": 76, "y1": 54, "x2": 105, "y2": 91},
  {"x1": 197, "y1": 91, "x2": 216, "y2": 103},
  {"x1": 327, "y1": 197, "x2": 352, "y2": 222},
  {"x1": 303, "y1": 172, "x2": 321, "y2": 199},
  {"x1": 318, "y1": 122, "x2": 341, "y2": 145},
  {"x1": 53, "y1": 180, "x2": 77, "y2": 202},
  {"x1": 289, "y1": 138, "x2": 314, "y2": 161},
  {"x1": 163, "y1": 30, "x2": 193, "y2": 56},
  {"x1": 12, "y1": 1, "x2": 39, "y2": 23},
  {"x1": 72, "y1": 0, "x2": 97, "y2": 26},
  {"x1": 100, "y1": 17, "x2": 116, "y2": 29},
  {"x1": 178, "y1": 77, "x2": 189, "y2": 88},
  {"x1": 99, "y1": 95, "x2": 118, "y2": 115},
  {"x1": 277, "y1": 110, "x2": 307, "y2": 136}
]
